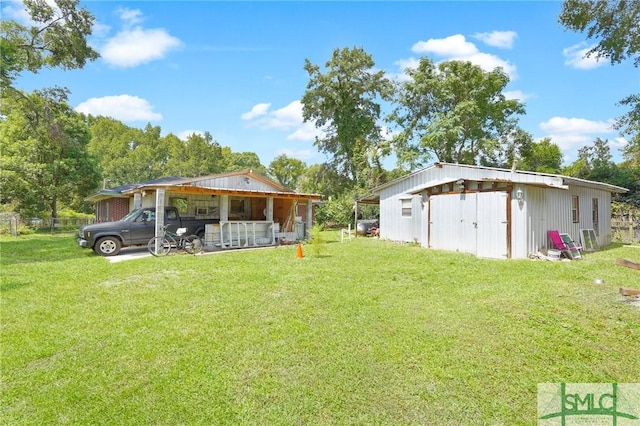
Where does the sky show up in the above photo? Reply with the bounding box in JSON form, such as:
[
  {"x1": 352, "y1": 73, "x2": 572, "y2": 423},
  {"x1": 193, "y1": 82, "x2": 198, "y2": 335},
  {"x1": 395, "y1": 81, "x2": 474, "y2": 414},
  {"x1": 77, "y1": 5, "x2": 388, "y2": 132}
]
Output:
[{"x1": 6, "y1": 0, "x2": 639, "y2": 169}]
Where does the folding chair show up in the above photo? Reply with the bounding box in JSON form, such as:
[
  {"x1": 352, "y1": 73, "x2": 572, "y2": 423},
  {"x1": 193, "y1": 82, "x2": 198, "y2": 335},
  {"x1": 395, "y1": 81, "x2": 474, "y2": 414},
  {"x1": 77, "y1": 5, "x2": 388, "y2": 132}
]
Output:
[
  {"x1": 547, "y1": 230, "x2": 582, "y2": 260},
  {"x1": 560, "y1": 233, "x2": 582, "y2": 259}
]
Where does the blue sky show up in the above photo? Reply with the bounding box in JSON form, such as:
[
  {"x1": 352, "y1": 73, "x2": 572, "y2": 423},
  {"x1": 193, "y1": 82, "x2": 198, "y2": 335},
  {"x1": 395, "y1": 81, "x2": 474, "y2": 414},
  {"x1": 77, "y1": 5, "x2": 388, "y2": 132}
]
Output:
[{"x1": 7, "y1": 0, "x2": 638, "y2": 168}]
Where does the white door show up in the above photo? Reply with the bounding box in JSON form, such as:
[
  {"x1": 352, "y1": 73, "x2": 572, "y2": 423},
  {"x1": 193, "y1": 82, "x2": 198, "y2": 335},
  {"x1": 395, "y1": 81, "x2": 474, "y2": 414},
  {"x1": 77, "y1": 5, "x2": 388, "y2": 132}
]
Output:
[
  {"x1": 429, "y1": 193, "x2": 477, "y2": 253},
  {"x1": 476, "y1": 192, "x2": 508, "y2": 259},
  {"x1": 429, "y1": 191, "x2": 508, "y2": 259}
]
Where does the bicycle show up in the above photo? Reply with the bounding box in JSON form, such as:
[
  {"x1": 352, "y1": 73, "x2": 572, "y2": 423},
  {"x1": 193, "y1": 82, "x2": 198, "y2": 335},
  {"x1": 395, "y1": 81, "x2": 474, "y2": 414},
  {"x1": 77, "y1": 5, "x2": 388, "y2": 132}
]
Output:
[{"x1": 147, "y1": 225, "x2": 204, "y2": 256}]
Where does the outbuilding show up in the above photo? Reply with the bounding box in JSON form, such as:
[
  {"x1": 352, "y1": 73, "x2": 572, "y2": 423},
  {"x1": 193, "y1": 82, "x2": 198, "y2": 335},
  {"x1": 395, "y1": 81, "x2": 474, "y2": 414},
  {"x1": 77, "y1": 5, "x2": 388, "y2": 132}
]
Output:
[{"x1": 362, "y1": 163, "x2": 627, "y2": 259}]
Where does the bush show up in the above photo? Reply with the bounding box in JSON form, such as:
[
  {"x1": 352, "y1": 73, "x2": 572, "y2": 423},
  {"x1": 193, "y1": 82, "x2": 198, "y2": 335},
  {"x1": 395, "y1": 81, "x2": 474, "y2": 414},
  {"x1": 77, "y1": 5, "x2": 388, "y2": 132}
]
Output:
[{"x1": 308, "y1": 225, "x2": 326, "y2": 257}]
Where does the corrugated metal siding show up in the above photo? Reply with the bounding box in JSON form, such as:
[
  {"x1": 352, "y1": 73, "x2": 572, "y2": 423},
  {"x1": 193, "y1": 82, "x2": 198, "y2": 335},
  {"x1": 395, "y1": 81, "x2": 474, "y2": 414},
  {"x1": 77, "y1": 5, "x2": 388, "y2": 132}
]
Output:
[
  {"x1": 429, "y1": 193, "x2": 469, "y2": 252},
  {"x1": 378, "y1": 163, "x2": 617, "y2": 258},
  {"x1": 524, "y1": 186, "x2": 547, "y2": 257},
  {"x1": 193, "y1": 175, "x2": 281, "y2": 192},
  {"x1": 378, "y1": 192, "x2": 417, "y2": 242},
  {"x1": 476, "y1": 192, "x2": 508, "y2": 259}
]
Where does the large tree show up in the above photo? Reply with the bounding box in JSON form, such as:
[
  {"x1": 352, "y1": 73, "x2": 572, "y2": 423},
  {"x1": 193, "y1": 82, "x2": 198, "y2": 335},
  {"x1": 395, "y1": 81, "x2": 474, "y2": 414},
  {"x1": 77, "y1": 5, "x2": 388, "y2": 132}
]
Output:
[
  {"x1": 559, "y1": 0, "x2": 640, "y2": 165},
  {"x1": 519, "y1": 137, "x2": 564, "y2": 174},
  {"x1": 0, "y1": 88, "x2": 99, "y2": 219},
  {"x1": 268, "y1": 154, "x2": 306, "y2": 190},
  {"x1": 562, "y1": 137, "x2": 640, "y2": 205},
  {"x1": 389, "y1": 58, "x2": 525, "y2": 168},
  {"x1": 219, "y1": 149, "x2": 267, "y2": 175},
  {"x1": 1, "y1": 0, "x2": 99, "y2": 92},
  {"x1": 165, "y1": 132, "x2": 223, "y2": 177},
  {"x1": 559, "y1": 0, "x2": 639, "y2": 66},
  {"x1": 297, "y1": 163, "x2": 350, "y2": 200},
  {"x1": 301, "y1": 47, "x2": 394, "y2": 190},
  {"x1": 87, "y1": 116, "x2": 140, "y2": 186}
]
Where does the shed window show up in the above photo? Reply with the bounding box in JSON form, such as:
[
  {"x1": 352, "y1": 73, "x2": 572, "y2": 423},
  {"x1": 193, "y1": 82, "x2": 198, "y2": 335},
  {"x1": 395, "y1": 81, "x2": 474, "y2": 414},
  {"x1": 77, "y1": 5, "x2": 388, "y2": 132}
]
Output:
[
  {"x1": 572, "y1": 195, "x2": 580, "y2": 223},
  {"x1": 401, "y1": 198, "x2": 412, "y2": 218},
  {"x1": 592, "y1": 198, "x2": 599, "y2": 234}
]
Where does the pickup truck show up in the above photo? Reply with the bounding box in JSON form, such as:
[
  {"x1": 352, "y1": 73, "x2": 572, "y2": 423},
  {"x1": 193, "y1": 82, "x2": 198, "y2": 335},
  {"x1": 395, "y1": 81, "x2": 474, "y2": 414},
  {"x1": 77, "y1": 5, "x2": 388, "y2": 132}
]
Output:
[{"x1": 78, "y1": 207, "x2": 212, "y2": 256}]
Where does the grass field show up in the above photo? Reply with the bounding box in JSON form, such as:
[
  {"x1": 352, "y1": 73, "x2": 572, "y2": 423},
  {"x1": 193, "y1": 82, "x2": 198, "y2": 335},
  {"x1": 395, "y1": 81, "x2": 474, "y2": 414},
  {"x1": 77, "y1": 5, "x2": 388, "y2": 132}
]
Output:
[{"x1": 1, "y1": 232, "x2": 639, "y2": 424}]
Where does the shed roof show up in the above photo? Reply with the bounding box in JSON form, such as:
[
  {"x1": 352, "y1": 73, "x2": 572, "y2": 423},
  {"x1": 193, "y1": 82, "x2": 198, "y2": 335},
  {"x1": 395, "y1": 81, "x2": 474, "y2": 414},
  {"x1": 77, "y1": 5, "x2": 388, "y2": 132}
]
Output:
[{"x1": 359, "y1": 162, "x2": 628, "y2": 203}]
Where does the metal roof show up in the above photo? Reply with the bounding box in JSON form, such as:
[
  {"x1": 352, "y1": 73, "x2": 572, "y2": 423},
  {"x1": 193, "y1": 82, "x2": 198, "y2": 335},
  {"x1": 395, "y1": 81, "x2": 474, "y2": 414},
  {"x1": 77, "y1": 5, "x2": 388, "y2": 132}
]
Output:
[
  {"x1": 370, "y1": 162, "x2": 628, "y2": 195},
  {"x1": 85, "y1": 170, "x2": 322, "y2": 202}
]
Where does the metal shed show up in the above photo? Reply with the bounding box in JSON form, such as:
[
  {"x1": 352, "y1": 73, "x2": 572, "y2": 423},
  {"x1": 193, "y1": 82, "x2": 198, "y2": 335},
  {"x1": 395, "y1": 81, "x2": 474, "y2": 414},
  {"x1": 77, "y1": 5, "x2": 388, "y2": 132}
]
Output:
[{"x1": 364, "y1": 163, "x2": 627, "y2": 259}]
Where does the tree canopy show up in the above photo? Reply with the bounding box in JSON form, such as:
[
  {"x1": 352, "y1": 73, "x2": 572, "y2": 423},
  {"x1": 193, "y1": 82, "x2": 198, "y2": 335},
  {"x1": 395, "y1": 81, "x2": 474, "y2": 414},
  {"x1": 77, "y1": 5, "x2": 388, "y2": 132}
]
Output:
[
  {"x1": 0, "y1": 88, "x2": 99, "y2": 218},
  {"x1": 559, "y1": 0, "x2": 640, "y2": 66},
  {"x1": 302, "y1": 47, "x2": 394, "y2": 190},
  {"x1": 0, "y1": 0, "x2": 99, "y2": 91},
  {"x1": 389, "y1": 58, "x2": 525, "y2": 168},
  {"x1": 268, "y1": 154, "x2": 307, "y2": 190},
  {"x1": 559, "y1": 0, "x2": 640, "y2": 167}
]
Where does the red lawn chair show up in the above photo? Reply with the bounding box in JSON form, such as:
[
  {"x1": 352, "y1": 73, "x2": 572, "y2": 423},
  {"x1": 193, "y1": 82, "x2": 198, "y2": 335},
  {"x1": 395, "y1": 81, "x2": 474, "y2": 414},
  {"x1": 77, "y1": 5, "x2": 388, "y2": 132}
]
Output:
[{"x1": 548, "y1": 230, "x2": 582, "y2": 260}]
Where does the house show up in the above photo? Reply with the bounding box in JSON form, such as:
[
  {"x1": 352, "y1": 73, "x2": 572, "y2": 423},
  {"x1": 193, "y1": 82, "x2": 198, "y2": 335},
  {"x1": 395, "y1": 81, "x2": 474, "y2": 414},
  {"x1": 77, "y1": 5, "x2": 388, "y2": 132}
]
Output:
[
  {"x1": 85, "y1": 170, "x2": 322, "y2": 247},
  {"x1": 360, "y1": 163, "x2": 627, "y2": 259}
]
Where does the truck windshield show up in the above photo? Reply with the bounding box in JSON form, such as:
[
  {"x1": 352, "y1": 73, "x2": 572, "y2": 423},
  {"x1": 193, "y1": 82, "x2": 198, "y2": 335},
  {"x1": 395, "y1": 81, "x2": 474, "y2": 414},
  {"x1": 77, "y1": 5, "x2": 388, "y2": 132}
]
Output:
[{"x1": 120, "y1": 209, "x2": 143, "y2": 222}]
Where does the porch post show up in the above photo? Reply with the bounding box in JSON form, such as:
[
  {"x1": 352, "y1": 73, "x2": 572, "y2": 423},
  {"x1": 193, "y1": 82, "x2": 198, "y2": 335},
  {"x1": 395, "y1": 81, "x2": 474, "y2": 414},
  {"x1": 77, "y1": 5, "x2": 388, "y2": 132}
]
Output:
[
  {"x1": 305, "y1": 200, "x2": 313, "y2": 237},
  {"x1": 354, "y1": 201, "x2": 358, "y2": 238},
  {"x1": 155, "y1": 188, "x2": 165, "y2": 239},
  {"x1": 133, "y1": 193, "x2": 142, "y2": 209},
  {"x1": 266, "y1": 197, "x2": 274, "y2": 221},
  {"x1": 220, "y1": 195, "x2": 229, "y2": 221}
]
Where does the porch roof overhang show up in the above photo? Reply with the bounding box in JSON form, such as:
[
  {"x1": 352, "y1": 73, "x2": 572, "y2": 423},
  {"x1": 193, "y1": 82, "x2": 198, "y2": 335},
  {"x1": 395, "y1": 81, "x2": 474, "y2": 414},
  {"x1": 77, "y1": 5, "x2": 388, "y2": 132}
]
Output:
[
  {"x1": 122, "y1": 183, "x2": 323, "y2": 201},
  {"x1": 84, "y1": 190, "x2": 130, "y2": 203},
  {"x1": 355, "y1": 193, "x2": 380, "y2": 204},
  {"x1": 408, "y1": 177, "x2": 570, "y2": 195}
]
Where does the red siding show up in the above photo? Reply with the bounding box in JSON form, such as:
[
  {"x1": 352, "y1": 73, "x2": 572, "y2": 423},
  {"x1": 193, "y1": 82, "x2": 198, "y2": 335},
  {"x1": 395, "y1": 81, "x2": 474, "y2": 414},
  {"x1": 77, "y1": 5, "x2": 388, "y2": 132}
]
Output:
[{"x1": 96, "y1": 198, "x2": 130, "y2": 222}]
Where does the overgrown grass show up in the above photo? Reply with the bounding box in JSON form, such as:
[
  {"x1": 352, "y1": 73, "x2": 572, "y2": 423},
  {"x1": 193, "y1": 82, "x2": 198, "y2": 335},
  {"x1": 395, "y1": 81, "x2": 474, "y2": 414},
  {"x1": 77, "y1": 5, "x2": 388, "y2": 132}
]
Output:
[{"x1": 1, "y1": 232, "x2": 639, "y2": 424}]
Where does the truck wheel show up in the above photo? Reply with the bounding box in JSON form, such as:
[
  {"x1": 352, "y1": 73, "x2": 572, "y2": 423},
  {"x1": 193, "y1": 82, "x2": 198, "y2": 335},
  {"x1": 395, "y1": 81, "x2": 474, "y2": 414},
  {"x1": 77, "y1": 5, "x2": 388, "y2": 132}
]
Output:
[{"x1": 94, "y1": 237, "x2": 121, "y2": 256}]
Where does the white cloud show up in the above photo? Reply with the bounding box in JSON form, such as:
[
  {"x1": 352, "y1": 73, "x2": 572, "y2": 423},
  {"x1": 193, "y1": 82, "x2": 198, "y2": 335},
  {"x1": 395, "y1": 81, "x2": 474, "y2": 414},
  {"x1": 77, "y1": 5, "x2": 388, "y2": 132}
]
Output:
[
  {"x1": 116, "y1": 7, "x2": 144, "y2": 27},
  {"x1": 612, "y1": 137, "x2": 628, "y2": 149},
  {"x1": 276, "y1": 148, "x2": 317, "y2": 161},
  {"x1": 538, "y1": 116, "x2": 615, "y2": 151},
  {"x1": 472, "y1": 31, "x2": 517, "y2": 49},
  {"x1": 409, "y1": 34, "x2": 517, "y2": 80},
  {"x1": 563, "y1": 42, "x2": 604, "y2": 70},
  {"x1": 413, "y1": 34, "x2": 478, "y2": 57},
  {"x1": 101, "y1": 27, "x2": 182, "y2": 68},
  {"x1": 464, "y1": 52, "x2": 517, "y2": 79},
  {"x1": 75, "y1": 95, "x2": 162, "y2": 122},
  {"x1": 241, "y1": 100, "x2": 324, "y2": 141},
  {"x1": 243, "y1": 101, "x2": 302, "y2": 130},
  {"x1": 503, "y1": 90, "x2": 534, "y2": 102},
  {"x1": 241, "y1": 103, "x2": 271, "y2": 120},
  {"x1": 287, "y1": 123, "x2": 324, "y2": 141},
  {"x1": 1, "y1": 1, "x2": 33, "y2": 24},
  {"x1": 395, "y1": 57, "x2": 420, "y2": 73},
  {"x1": 540, "y1": 116, "x2": 614, "y2": 134},
  {"x1": 177, "y1": 130, "x2": 205, "y2": 140}
]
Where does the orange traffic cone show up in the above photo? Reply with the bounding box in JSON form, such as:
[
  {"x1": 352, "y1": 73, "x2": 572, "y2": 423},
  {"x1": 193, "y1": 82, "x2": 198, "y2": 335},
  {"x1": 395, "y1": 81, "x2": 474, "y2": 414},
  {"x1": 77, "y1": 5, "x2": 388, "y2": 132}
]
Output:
[{"x1": 296, "y1": 243, "x2": 304, "y2": 259}]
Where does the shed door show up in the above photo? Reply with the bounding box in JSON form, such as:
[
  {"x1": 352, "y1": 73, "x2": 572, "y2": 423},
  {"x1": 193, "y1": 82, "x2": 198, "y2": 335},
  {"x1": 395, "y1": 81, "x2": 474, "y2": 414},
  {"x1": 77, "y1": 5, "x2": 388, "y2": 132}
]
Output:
[
  {"x1": 429, "y1": 193, "x2": 476, "y2": 254},
  {"x1": 476, "y1": 192, "x2": 508, "y2": 259},
  {"x1": 429, "y1": 191, "x2": 508, "y2": 259}
]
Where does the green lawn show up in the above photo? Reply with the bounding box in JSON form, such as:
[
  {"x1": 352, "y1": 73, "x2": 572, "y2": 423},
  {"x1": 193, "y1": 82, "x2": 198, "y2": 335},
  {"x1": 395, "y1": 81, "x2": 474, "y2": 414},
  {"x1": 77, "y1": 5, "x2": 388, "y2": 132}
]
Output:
[{"x1": 1, "y1": 232, "x2": 639, "y2": 425}]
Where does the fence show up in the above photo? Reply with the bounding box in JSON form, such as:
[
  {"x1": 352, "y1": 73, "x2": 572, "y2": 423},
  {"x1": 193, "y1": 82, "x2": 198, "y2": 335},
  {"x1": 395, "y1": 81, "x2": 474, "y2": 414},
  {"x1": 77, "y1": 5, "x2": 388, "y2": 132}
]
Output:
[
  {"x1": 0, "y1": 215, "x2": 96, "y2": 235},
  {"x1": 611, "y1": 211, "x2": 640, "y2": 243},
  {"x1": 0, "y1": 214, "x2": 20, "y2": 237}
]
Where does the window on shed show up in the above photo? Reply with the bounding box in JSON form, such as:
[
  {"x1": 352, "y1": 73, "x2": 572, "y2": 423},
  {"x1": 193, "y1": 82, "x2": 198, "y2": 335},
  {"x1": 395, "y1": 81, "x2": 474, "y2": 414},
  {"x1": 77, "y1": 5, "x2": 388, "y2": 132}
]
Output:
[
  {"x1": 592, "y1": 198, "x2": 599, "y2": 235},
  {"x1": 572, "y1": 195, "x2": 580, "y2": 223},
  {"x1": 401, "y1": 198, "x2": 412, "y2": 218}
]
